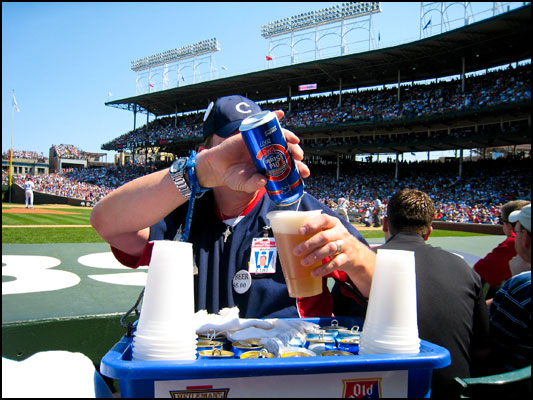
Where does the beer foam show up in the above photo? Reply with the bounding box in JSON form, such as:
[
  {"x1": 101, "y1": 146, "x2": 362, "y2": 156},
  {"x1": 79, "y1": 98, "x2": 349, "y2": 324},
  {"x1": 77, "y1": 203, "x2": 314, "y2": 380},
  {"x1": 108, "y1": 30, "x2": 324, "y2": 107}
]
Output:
[{"x1": 267, "y1": 210, "x2": 322, "y2": 234}]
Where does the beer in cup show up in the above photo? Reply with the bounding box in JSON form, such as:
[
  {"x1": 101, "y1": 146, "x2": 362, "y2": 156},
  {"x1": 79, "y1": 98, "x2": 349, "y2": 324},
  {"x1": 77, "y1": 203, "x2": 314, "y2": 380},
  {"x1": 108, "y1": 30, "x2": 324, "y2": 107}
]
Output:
[{"x1": 267, "y1": 210, "x2": 323, "y2": 298}]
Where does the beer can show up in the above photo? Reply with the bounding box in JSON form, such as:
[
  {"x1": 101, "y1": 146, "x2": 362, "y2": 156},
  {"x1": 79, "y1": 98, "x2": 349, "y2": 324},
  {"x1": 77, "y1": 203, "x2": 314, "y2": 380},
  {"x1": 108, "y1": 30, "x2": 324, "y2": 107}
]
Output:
[
  {"x1": 196, "y1": 340, "x2": 224, "y2": 353},
  {"x1": 198, "y1": 349, "x2": 234, "y2": 359},
  {"x1": 239, "y1": 110, "x2": 304, "y2": 206},
  {"x1": 321, "y1": 319, "x2": 347, "y2": 335},
  {"x1": 320, "y1": 350, "x2": 354, "y2": 357},
  {"x1": 337, "y1": 337, "x2": 360, "y2": 355},
  {"x1": 337, "y1": 325, "x2": 362, "y2": 340},
  {"x1": 231, "y1": 340, "x2": 264, "y2": 359},
  {"x1": 305, "y1": 338, "x2": 338, "y2": 355},
  {"x1": 280, "y1": 348, "x2": 315, "y2": 358},
  {"x1": 240, "y1": 349, "x2": 276, "y2": 359}
]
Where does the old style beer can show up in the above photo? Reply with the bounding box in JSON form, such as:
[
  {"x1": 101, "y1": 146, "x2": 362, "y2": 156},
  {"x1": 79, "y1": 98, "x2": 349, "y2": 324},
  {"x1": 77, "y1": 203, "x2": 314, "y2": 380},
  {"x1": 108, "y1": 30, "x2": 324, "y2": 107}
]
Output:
[
  {"x1": 239, "y1": 111, "x2": 304, "y2": 206},
  {"x1": 231, "y1": 340, "x2": 264, "y2": 358}
]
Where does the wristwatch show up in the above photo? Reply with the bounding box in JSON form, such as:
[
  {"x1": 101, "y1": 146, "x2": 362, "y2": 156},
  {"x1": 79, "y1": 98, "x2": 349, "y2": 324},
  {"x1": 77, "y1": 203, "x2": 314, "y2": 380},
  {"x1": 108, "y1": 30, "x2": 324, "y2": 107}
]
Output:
[{"x1": 169, "y1": 158, "x2": 192, "y2": 200}]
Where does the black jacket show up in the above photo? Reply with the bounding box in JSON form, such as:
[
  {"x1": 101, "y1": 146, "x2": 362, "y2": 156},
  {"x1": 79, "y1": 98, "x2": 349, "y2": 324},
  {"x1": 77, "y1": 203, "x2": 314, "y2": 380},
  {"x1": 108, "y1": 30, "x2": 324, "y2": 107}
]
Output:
[{"x1": 334, "y1": 232, "x2": 490, "y2": 398}]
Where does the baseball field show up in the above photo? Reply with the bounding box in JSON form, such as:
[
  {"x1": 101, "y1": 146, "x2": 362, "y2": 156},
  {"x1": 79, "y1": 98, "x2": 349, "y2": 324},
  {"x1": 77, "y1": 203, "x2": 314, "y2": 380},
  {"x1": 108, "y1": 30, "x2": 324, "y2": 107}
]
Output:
[{"x1": 2, "y1": 203, "x2": 493, "y2": 244}]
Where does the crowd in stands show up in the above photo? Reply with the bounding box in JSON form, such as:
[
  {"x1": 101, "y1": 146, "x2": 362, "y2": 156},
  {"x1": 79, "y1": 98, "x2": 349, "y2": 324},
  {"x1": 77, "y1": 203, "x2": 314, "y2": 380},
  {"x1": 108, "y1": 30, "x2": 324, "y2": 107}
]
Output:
[
  {"x1": 2, "y1": 150, "x2": 48, "y2": 162},
  {"x1": 304, "y1": 155, "x2": 530, "y2": 225},
  {"x1": 51, "y1": 144, "x2": 86, "y2": 159},
  {"x1": 4, "y1": 155, "x2": 530, "y2": 224},
  {"x1": 102, "y1": 64, "x2": 530, "y2": 150},
  {"x1": 3, "y1": 64, "x2": 530, "y2": 215}
]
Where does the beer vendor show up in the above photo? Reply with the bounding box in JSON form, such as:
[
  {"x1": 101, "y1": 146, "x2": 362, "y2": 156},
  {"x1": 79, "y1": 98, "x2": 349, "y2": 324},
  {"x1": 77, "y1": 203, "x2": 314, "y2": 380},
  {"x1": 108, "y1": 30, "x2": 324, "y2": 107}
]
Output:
[{"x1": 91, "y1": 95, "x2": 376, "y2": 318}]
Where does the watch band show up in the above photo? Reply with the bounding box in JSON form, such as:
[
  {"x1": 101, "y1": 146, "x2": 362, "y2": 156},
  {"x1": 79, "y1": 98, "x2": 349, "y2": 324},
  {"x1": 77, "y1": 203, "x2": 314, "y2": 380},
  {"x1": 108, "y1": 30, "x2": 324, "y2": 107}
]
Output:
[{"x1": 169, "y1": 158, "x2": 192, "y2": 200}]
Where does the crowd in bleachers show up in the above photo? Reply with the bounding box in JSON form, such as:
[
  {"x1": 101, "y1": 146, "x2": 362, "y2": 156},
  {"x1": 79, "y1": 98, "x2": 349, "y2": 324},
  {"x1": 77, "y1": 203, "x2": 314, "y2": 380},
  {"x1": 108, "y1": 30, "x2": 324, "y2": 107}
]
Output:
[
  {"x1": 3, "y1": 154, "x2": 530, "y2": 224},
  {"x1": 304, "y1": 155, "x2": 530, "y2": 224},
  {"x1": 102, "y1": 63, "x2": 530, "y2": 150},
  {"x1": 51, "y1": 144, "x2": 86, "y2": 159},
  {"x1": 3, "y1": 64, "x2": 530, "y2": 215},
  {"x1": 2, "y1": 150, "x2": 48, "y2": 162}
]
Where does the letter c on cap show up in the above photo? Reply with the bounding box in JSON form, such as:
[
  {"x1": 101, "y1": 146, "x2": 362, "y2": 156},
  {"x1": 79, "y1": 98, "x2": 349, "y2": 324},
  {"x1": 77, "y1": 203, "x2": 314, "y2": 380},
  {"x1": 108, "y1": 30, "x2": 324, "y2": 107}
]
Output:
[{"x1": 235, "y1": 102, "x2": 252, "y2": 114}]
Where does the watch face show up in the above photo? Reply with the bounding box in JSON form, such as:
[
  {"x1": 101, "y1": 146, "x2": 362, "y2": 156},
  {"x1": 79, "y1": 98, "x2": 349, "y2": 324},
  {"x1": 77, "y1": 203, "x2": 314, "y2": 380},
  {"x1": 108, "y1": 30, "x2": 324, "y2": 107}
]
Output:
[{"x1": 170, "y1": 158, "x2": 186, "y2": 173}]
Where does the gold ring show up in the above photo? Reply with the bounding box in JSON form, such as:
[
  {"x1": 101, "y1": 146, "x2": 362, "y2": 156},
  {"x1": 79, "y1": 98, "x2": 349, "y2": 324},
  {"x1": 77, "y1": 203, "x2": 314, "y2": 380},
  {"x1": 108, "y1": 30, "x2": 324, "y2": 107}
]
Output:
[{"x1": 334, "y1": 239, "x2": 343, "y2": 255}]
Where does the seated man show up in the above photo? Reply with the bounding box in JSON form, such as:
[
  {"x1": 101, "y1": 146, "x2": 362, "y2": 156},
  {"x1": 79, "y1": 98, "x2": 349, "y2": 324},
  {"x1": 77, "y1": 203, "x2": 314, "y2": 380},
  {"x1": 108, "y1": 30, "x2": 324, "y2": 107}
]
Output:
[
  {"x1": 488, "y1": 204, "x2": 531, "y2": 374},
  {"x1": 335, "y1": 188, "x2": 490, "y2": 398}
]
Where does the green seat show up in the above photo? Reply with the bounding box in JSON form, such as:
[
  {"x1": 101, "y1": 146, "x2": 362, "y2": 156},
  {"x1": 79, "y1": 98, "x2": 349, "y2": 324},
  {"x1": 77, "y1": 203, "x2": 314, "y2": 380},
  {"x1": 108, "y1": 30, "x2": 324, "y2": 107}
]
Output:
[{"x1": 451, "y1": 365, "x2": 531, "y2": 399}]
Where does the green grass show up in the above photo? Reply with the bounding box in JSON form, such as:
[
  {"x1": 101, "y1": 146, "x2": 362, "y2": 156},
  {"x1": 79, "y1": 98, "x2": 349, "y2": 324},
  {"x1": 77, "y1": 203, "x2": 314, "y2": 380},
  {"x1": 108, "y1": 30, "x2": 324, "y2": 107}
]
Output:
[
  {"x1": 2, "y1": 204, "x2": 494, "y2": 244},
  {"x1": 353, "y1": 227, "x2": 493, "y2": 240},
  {"x1": 2, "y1": 205, "x2": 104, "y2": 244},
  {"x1": 2, "y1": 209, "x2": 92, "y2": 226},
  {"x1": 2, "y1": 227, "x2": 106, "y2": 244}
]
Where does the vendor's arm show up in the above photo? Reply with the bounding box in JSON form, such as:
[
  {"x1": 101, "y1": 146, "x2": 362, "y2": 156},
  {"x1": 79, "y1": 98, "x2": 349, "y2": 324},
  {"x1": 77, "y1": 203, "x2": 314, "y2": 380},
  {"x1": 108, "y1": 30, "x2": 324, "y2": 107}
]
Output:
[
  {"x1": 91, "y1": 117, "x2": 308, "y2": 257},
  {"x1": 293, "y1": 214, "x2": 376, "y2": 298}
]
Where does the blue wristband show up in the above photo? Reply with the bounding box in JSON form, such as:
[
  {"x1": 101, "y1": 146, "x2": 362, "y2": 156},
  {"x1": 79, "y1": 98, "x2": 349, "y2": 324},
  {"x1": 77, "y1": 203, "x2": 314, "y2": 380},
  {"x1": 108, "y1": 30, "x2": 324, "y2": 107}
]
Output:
[{"x1": 186, "y1": 151, "x2": 211, "y2": 199}]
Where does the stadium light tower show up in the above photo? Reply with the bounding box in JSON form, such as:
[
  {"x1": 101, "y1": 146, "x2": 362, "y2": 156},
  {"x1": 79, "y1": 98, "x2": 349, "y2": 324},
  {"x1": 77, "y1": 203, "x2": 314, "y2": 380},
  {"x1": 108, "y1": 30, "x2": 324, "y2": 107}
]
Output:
[
  {"x1": 131, "y1": 38, "x2": 220, "y2": 94},
  {"x1": 261, "y1": 2, "x2": 381, "y2": 66},
  {"x1": 420, "y1": 2, "x2": 474, "y2": 39}
]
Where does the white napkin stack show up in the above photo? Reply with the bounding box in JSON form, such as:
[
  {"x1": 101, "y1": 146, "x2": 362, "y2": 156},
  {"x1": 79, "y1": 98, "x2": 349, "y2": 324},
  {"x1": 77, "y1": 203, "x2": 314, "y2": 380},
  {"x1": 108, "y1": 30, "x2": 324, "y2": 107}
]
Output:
[{"x1": 194, "y1": 307, "x2": 320, "y2": 355}]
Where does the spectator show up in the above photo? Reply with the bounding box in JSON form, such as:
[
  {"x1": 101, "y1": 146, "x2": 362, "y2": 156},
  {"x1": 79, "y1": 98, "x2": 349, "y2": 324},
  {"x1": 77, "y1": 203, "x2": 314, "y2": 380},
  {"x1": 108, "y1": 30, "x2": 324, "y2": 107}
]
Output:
[
  {"x1": 474, "y1": 200, "x2": 531, "y2": 298},
  {"x1": 363, "y1": 188, "x2": 489, "y2": 398},
  {"x1": 488, "y1": 204, "x2": 531, "y2": 374}
]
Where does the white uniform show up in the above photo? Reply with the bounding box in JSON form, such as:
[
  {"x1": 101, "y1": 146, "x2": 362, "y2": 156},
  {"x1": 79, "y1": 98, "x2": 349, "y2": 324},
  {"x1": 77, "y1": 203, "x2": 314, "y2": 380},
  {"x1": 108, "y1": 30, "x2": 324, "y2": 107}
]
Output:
[
  {"x1": 23, "y1": 180, "x2": 35, "y2": 208},
  {"x1": 335, "y1": 197, "x2": 349, "y2": 221}
]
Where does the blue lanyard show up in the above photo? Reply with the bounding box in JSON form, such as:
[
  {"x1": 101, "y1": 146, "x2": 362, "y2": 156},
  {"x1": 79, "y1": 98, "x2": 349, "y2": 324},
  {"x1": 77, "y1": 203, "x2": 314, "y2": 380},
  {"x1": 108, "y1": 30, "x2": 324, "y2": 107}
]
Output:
[{"x1": 180, "y1": 151, "x2": 211, "y2": 242}]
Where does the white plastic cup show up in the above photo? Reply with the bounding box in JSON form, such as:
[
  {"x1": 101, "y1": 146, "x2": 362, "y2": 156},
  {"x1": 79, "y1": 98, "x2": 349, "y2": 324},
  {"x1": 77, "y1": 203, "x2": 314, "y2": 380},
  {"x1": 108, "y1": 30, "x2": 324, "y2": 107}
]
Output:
[
  {"x1": 132, "y1": 349, "x2": 197, "y2": 361},
  {"x1": 132, "y1": 240, "x2": 197, "y2": 360},
  {"x1": 359, "y1": 340, "x2": 420, "y2": 355},
  {"x1": 136, "y1": 241, "x2": 195, "y2": 332},
  {"x1": 359, "y1": 249, "x2": 419, "y2": 355},
  {"x1": 266, "y1": 210, "x2": 323, "y2": 298}
]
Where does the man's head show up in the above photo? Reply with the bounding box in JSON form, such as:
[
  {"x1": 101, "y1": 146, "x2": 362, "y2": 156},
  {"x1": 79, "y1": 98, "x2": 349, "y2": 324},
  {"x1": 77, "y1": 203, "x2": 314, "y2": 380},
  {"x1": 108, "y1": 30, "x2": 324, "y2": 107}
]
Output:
[
  {"x1": 500, "y1": 200, "x2": 530, "y2": 236},
  {"x1": 202, "y1": 95, "x2": 261, "y2": 148},
  {"x1": 509, "y1": 204, "x2": 531, "y2": 263},
  {"x1": 384, "y1": 188, "x2": 436, "y2": 239}
]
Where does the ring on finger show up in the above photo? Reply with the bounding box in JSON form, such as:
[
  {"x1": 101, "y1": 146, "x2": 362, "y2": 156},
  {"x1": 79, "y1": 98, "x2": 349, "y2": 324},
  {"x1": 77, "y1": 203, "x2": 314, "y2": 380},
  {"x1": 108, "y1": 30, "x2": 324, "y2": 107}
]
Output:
[{"x1": 334, "y1": 239, "x2": 343, "y2": 255}]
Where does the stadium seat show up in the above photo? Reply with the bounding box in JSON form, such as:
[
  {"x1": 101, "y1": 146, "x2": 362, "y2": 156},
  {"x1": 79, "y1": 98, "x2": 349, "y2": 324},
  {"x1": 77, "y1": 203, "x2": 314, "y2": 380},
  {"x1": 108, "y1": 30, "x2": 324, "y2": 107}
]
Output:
[{"x1": 450, "y1": 365, "x2": 531, "y2": 399}]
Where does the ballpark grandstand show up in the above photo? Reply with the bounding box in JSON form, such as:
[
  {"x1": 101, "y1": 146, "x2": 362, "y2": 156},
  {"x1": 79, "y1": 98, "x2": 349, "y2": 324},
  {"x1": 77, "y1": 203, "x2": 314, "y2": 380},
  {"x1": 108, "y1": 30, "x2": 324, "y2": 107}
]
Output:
[
  {"x1": 2, "y1": 3, "x2": 530, "y2": 225},
  {"x1": 2, "y1": 4, "x2": 532, "y2": 398}
]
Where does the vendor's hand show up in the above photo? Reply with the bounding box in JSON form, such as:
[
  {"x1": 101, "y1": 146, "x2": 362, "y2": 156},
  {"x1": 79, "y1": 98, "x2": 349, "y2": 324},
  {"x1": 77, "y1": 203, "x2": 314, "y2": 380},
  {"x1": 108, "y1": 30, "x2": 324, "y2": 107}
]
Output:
[
  {"x1": 292, "y1": 213, "x2": 376, "y2": 297},
  {"x1": 196, "y1": 110, "x2": 309, "y2": 193}
]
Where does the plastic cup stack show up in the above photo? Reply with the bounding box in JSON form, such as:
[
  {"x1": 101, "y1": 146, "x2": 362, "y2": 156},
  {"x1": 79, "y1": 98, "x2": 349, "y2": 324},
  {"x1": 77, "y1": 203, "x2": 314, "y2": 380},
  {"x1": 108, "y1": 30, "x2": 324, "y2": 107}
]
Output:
[
  {"x1": 132, "y1": 240, "x2": 197, "y2": 361},
  {"x1": 359, "y1": 249, "x2": 420, "y2": 355}
]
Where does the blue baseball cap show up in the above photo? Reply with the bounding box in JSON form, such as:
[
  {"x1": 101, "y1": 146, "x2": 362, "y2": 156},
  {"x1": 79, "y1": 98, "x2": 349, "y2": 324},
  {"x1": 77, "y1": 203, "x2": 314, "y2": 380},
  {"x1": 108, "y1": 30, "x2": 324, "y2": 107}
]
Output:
[{"x1": 202, "y1": 95, "x2": 261, "y2": 139}]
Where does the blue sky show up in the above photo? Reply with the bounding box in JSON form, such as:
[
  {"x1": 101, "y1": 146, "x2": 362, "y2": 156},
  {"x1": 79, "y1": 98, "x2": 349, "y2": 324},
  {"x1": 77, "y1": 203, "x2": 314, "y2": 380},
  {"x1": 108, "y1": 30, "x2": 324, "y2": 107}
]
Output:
[{"x1": 2, "y1": 2, "x2": 526, "y2": 162}]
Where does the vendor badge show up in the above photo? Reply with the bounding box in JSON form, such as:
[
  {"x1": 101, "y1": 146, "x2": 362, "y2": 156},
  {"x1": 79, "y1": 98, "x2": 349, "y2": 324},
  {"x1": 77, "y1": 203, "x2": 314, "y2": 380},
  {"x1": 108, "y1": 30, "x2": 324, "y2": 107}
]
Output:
[{"x1": 249, "y1": 237, "x2": 277, "y2": 274}]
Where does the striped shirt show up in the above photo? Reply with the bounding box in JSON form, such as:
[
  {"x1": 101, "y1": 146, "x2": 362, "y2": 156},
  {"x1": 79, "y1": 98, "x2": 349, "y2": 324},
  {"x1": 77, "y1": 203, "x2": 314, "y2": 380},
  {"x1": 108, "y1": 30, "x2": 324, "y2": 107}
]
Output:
[{"x1": 489, "y1": 271, "x2": 531, "y2": 371}]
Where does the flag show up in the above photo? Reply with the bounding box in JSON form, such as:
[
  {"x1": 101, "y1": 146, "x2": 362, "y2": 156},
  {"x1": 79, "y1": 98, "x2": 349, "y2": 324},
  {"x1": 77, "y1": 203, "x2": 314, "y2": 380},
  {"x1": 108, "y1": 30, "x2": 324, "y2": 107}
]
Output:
[
  {"x1": 221, "y1": 65, "x2": 227, "y2": 70},
  {"x1": 423, "y1": 18, "x2": 431, "y2": 30},
  {"x1": 378, "y1": 32, "x2": 381, "y2": 41},
  {"x1": 12, "y1": 92, "x2": 20, "y2": 112},
  {"x1": 149, "y1": 82, "x2": 154, "y2": 88},
  {"x1": 266, "y1": 55, "x2": 273, "y2": 61}
]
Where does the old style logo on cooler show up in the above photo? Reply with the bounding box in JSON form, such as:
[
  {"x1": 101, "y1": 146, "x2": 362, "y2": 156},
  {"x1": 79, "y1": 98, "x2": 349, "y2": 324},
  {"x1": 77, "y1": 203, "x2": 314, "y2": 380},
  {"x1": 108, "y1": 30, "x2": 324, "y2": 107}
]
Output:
[{"x1": 342, "y1": 378, "x2": 382, "y2": 398}]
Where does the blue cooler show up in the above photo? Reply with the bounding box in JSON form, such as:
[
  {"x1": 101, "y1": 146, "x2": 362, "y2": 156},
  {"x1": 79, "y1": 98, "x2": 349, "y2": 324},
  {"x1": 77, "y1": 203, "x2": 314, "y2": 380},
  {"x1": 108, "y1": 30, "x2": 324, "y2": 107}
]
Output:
[{"x1": 100, "y1": 317, "x2": 450, "y2": 398}]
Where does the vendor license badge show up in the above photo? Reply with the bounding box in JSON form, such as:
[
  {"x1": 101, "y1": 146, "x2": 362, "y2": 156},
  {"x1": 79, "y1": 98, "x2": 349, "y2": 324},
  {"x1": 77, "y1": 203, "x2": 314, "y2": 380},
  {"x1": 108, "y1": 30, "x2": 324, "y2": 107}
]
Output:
[{"x1": 249, "y1": 237, "x2": 277, "y2": 274}]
